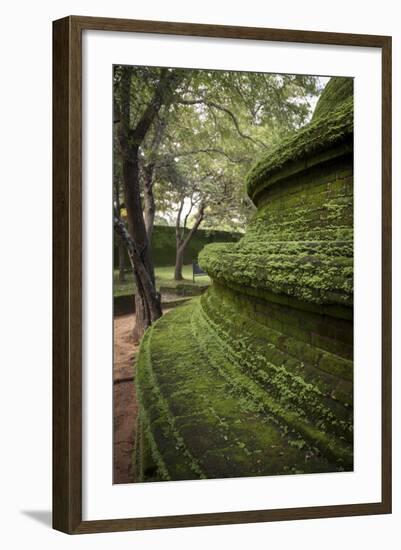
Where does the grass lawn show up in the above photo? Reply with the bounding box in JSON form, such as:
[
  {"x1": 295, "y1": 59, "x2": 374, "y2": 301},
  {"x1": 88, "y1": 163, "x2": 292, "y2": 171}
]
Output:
[{"x1": 114, "y1": 265, "x2": 210, "y2": 297}]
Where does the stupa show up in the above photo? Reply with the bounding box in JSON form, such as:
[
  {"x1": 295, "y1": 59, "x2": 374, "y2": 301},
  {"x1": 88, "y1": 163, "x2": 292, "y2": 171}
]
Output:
[{"x1": 134, "y1": 77, "x2": 354, "y2": 482}]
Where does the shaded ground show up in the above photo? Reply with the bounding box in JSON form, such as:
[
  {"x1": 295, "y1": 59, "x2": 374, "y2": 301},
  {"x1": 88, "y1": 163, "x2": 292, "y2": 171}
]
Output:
[
  {"x1": 113, "y1": 313, "x2": 138, "y2": 484},
  {"x1": 113, "y1": 306, "x2": 174, "y2": 484}
]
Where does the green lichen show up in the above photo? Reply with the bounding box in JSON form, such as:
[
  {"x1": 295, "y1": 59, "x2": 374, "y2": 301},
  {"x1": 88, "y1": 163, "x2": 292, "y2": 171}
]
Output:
[
  {"x1": 246, "y1": 96, "x2": 353, "y2": 203},
  {"x1": 313, "y1": 77, "x2": 354, "y2": 121},
  {"x1": 199, "y1": 240, "x2": 353, "y2": 307},
  {"x1": 201, "y1": 158, "x2": 353, "y2": 307},
  {"x1": 134, "y1": 76, "x2": 354, "y2": 483},
  {"x1": 135, "y1": 300, "x2": 352, "y2": 481}
]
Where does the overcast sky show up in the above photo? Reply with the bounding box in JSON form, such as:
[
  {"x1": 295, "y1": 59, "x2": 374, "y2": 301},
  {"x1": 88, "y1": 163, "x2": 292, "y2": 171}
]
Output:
[{"x1": 309, "y1": 76, "x2": 331, "y2": 112}]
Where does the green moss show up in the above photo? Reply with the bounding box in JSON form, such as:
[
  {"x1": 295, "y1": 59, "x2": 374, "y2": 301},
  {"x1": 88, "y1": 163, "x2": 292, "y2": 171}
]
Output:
[
  {"x1": 135, "y1": 298, "x2": 353, "y2": 481},
  {"x1": 134, "y1": 76, "x2": 354, "y2": 482},
  {"x1": 134, "y1": 324, "x2": 206, "y2": 481},
  {"x1": 200, "y1": 156, "x2": 353, "y2": 308},
  {"x1": 313, "y1": 77, "x2": 354, "y2": 121},
  {"x1": 199, "y1": 240, "x2": 353, "y2": 307},
  {"x1": 246, "y1": 96, "x2": 353, "y2": 203}
]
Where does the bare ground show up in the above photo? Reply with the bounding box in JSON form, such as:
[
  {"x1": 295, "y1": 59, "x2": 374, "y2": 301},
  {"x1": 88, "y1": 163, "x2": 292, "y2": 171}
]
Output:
[
  {"x1": 113, "y1": 313, "x2": 138, "y2": 484},
  {"x1": 113, "y1": 309, "x2": 172, "y2": 484}
]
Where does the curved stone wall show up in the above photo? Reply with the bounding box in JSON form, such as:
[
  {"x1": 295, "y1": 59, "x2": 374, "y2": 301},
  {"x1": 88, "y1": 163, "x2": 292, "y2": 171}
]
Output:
[{"x1": 134, "y1": 77, "x2": 354, "y2": 482}]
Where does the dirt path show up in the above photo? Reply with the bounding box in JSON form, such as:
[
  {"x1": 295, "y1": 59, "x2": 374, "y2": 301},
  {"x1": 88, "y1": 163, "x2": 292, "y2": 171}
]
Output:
[
  {"x1": 113, "y1": 313, "x2": 138, "y2": 484},
  {"x1": 113, "y1": 309, "x2": 172, "y2": 484}
]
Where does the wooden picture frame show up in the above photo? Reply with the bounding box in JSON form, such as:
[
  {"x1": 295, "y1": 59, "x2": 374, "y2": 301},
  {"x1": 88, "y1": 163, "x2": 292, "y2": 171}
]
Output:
[{"x1": 53, "y1": 15, "x2": 392, "y2": 534}]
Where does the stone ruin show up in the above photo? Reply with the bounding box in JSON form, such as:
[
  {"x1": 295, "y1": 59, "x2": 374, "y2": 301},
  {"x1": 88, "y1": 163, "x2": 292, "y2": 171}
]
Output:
[{"x1": 134, "y1": 77, "x2": 354, "y2": 482}]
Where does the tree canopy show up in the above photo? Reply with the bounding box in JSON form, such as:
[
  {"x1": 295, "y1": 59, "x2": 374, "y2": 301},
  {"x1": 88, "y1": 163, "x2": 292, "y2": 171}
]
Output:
[
  {"x1": 113, "y1": 65, "x2": 324, "y2": 332},
  {"x1": 115, "y1": 67, "x2": 323, "y2": 230}
]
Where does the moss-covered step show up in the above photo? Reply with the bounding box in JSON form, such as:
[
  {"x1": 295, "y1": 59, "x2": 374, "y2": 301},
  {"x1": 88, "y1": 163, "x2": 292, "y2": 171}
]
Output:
[
  {"x1": 134, "y1": 299, "x2": 353, "y2": 482},
  {"x1": 159, "y1": 282, "x2": 209, "y2": 297},
  {"x1": 246, "y1": 77, "x2": 353, "y2": 205}
]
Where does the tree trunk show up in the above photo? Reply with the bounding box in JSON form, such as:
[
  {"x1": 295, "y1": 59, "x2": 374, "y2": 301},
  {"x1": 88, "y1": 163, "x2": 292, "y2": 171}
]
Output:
[
  {"x1": 174, "y1": 245, "x2": 185, "y2": 281},
  {"x1": 143, "y1": 165, "x2": 156, "y2": 242},
  {"x1": 116, "y1": 67, "x2": 184, "y2": 340},
  {"x1": 143, "y1": 189, "x2": 155, "y2": 242},
  {"x1": 173, "y1": 203, "x2": 205, "y2": 282},
  {"x1": 117, "y1": 238, "x2": 126, "y2": 283},
  {"x1": 133, "y1": 280, "x2": 151, "y2": 343},
  {"x1": 114, "y1": 215, "x2": 162, "y2": 343},
  {"x1": 122, "y1": 154, "x2": 162, "y2": 341}
]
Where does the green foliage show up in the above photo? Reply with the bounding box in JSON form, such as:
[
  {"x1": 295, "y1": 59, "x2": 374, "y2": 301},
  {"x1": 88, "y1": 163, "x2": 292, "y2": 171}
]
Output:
[
  {"x1": 114, "y1": 65, "x2": 323, "y2": 233},
  {"x1": 114, "y1": 225, "x2": 242, "y2": 270},
  {"x1": 152, "y1": 225, "x2": 242, "y2": 266}
]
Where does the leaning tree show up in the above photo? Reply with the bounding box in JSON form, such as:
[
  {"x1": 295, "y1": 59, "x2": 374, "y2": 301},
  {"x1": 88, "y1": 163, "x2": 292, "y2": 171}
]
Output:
[
  {"x1": 114, "y1": 66, "x2": 189, "y2": 340},
  {"x1": 113, "y1": 66, "x2": 322, "y2": 338}
]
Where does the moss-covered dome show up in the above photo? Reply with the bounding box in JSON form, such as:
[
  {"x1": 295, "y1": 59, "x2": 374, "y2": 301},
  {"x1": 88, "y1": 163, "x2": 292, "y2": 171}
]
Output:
[
  {"x1": 134, "y1": 78, "x2": 354, "y2": 482},
  {"x1": 205, "y1": 78, "x2": 354, "y2": 309},
  {"x1": 246, "y1": 77, "x2": 353, "y2": 206},
  {"x1": 313, "y1": 77, "x2": 354, "y2": 121}
]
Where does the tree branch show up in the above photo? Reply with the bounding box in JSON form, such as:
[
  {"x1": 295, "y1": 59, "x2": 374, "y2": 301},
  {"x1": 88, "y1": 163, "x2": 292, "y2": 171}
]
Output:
[
  {"x1": 132, "y1": 70, "x2": 184, "y2": 145},
  {"x1": 181, "y1": 196, "x2": 194, "y2": 240},
  {"x1": 177, "y1": 98, "x2": 268, "y2": 149},
  {"x1": 175, "y1": 197, "x2": 185, "y2": 241},
  {"x1": 181, "y1": 202, "x2": 205, "y2": 251},
  {"x1": 166, "y1": 147, "x2": 248, "y2": 164},
  {"x1": 113, "y1": 215, "x2": 161, "y2": 319},
  {"x1": 117, "y1": 66, "x2": 133, "y2": 153}
]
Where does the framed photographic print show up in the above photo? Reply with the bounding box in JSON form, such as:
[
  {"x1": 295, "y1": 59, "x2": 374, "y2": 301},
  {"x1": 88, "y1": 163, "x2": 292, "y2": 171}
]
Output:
[{"x1": 52, "y1": 16, "x2": 392, "y2": 534}]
